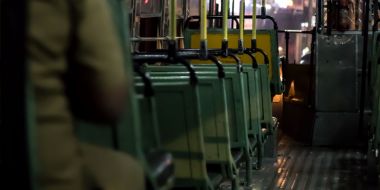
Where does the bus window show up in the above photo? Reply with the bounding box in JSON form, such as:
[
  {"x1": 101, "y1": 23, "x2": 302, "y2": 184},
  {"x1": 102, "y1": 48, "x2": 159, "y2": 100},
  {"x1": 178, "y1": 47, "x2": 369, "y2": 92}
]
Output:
[{"x1": 140, "y1": 0, "x2": 161, "y2": 17}]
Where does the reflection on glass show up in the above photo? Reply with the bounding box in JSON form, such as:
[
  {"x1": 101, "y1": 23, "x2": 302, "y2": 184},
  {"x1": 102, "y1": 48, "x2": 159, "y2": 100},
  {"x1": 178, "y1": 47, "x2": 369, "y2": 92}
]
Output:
[
  {"x1": 189, "y1": 0, "x2": 199, "y2": 16},
  {"x1": 177, "y1": 0, "x2": 183, "y2": 16},
  {"x1": 189, "y1": 0, "x2": 214, "y2": 16},
  {"x1": 140, "y1": 0, "x2": 161, "y2": 17}
]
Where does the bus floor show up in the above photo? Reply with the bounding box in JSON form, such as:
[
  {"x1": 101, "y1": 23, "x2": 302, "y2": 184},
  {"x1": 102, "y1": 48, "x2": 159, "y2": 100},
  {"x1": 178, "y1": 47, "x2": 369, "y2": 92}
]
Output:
[{"x1": 225, "y1": 133, "x2": 380, "y2": 190}]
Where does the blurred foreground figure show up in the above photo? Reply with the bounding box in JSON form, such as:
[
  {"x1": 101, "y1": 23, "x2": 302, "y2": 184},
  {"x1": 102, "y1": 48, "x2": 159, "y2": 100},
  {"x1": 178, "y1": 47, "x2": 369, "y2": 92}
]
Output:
[{"x1": 27, "y1": 0, "x2": 145, "y2": 189}]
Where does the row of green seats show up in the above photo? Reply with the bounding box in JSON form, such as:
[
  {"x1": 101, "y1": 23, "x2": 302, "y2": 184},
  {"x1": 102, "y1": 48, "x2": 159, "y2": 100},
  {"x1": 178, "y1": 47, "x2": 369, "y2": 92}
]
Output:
[
  {"x1": 74, "y1": 8, "x2": 279, "y2": 190},
  {"x1": 183, "y1": 24, "x2": 281, "y2": 161},
  {"x1": 135, "y1": 60, "x2": 277, "y2": 189},
  {"x1": 76, "y1": 41, "x2": 279, "y2": 190},
  {"x1": 182, "y1": 27, "x2": 281, "y2": 159}
]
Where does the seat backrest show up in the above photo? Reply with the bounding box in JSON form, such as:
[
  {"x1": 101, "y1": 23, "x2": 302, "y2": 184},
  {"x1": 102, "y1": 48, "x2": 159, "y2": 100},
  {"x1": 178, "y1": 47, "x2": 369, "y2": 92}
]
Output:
[
  {"x1": 145, "y1": 66, "x2": 252, "y2": 156},
  {"x1": 134, "y1": 93, "x2": 161, "y2": 152},
  {"x1": 257, "y1": 64, "x2": 273, "y2": 126},
  {"x1": 146, "y1": 78, "x2": 211, "y2": 187},
  {"x1": 146, "y1": 69, "x2": 233, "y2": 163},
  {"x1": 148, "y1": 66, "x2": 251, "y2": 150},
  {"x1": 241, "y1": 65, "x2": 262, "y2": 136}
]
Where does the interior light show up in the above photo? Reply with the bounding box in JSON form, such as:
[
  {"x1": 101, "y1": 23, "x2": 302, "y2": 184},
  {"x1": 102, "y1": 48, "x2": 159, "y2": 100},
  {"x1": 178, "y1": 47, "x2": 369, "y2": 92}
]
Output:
[{"x1": 274, "y1": 0, "x2": 293, "y2": 8}]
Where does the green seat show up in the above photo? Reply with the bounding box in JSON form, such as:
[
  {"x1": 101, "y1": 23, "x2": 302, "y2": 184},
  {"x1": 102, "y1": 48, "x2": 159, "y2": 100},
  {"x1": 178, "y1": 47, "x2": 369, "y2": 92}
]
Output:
[
  {"x1": 189, "y1": 64, "x2": 276, "y2": 166},
  {"x1": 135, "y1": 93, "x2": 160, "y2": 152},
  {"x1": 136, "y1": 76, "x2": 213, "y2": 189},
  {"x1": 256, "y1": 64, "x2": 275, "y2": 134},
  {"x1": 193, "y1": 65, "x2": 264, "y2": 169},
  {"x1": 144, "y1": 67, "x2": 242, "y2": 188},
  {"x1": 183, "y1": 28, "x2": 281, "y2": 160},
  {"x1": 134, "y1": 88, "x2": 176, "y2": 189},
  {"x1": 146, "y1": 65, "x2": 253, "y2": 185}
]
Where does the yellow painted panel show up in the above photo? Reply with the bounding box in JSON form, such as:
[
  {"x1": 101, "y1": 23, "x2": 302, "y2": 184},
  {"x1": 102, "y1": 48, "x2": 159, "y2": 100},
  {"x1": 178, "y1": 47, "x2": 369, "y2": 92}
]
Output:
[
  {"x1": 164, "y1": 133, "x2": 189, "y2": 151},
  {"x1": 204, "y1": 143, "x2": 219, "y2": 160},
  {"x1": 174, "y1": 160, "x2": 191, "y2": 178},
  {"x1": 190, "y1": 160, "x2": 209, "y2": 180}
]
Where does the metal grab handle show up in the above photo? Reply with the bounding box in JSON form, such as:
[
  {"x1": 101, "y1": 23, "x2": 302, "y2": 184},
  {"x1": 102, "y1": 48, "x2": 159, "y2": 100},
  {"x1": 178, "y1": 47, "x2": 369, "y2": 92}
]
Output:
[
  {"x1": 244, "y1": 50, "x2": 259, "y2": 69},
  {"x1": 261, "y1": 0, "x2": 266, "y2": 16},
  {"x1": 167, "y1": 41, "x2": 198, "y2": 85},
  {"x1": 227, "y1": 53, "x2": 243, "y2": 73},
  {"x1": 208, "y1": 55, "x2": 226, "y2": 78},
  {"x1": 253, "y1": 48, "x2": 269, "y2": 65},
  {"x1": 134, "y1": 63, "x2": 154, "y2": 97},
  {"x1": 229, "y1": 48, "x2": 258, "y2": 69},
  {"x1": 175, "y1": 57, "x2": 198, "y2": 85}
]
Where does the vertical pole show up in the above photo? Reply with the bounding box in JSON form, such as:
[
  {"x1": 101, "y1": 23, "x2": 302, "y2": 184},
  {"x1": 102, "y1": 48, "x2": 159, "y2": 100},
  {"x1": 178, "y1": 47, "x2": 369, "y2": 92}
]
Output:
[
  {"x1": 252, "y1": 0, "x2": 257, "y2": 39},
  {"x1": 309, "y1": 28, "x2": 316, "y2": 109},
  {"x1": 317, "y1": 0, "x2": 323, "y2": 32},
  {"x1": 200, "y1": 0, "x2": 208, "y2": 58},
  {"x1": 223, "y1": 0, "x2": 229, "y2": 41},
  {"x1": 373, "y1": 0, "x2": 379, "y2": 32},
  {"x1": 359, "y1": 0, "x2": 370, "y2": 138},
  {"x1": 169, "y1": 0, "x2": 177, "y2": 41},
  {"x1": 231, "y1": 0, "x2": 235, "y2": 28},
  {"x1": 251, "y1": 0, "x2": 257, "y2": 50},
  {"x1": 261, "y1": 0, "x2": 266, "y2": 16},
  {"x1": 238, "y1": 0, "x2": 245, "y2": 51},
  {"x1": 285, "y1": 32, "x2": 290, "y2": 65},
  {"x1": 222, "y1": 0, "x2": 229, "y2": 55},
  {"x1": 200, "y1": 0, "x2": 208, "y2": 41},
  {"x1": 168, "y1": 0, "x2": 177, "y2": 59},
  {"x1": 209, "y1": 0, "x2": 216, "y2": 26}
]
